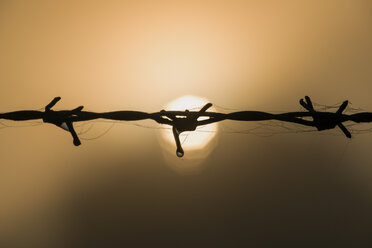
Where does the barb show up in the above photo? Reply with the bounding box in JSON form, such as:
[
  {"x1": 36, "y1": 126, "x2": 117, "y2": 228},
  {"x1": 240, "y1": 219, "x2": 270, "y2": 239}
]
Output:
[{"x1": 1, "y1": 96, "x2": 372, "y2": 157}]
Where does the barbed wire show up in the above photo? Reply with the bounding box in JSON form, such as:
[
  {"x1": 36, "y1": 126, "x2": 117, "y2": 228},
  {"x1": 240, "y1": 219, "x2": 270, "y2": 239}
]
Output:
[{"x1": 1, "y1": 96, "x2": 372, "y2": 157}]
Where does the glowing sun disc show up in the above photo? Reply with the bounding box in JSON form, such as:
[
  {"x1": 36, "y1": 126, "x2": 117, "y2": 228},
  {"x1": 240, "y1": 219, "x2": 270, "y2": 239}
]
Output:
[{"x1": 161, "y1": 95, "x2": 218, "y2": 151}]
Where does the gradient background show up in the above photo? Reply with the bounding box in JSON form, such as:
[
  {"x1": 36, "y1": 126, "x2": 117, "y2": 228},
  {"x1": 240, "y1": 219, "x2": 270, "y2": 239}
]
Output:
[{"x1": 1, "y1": 0, "x2": 372, "y2": 247}]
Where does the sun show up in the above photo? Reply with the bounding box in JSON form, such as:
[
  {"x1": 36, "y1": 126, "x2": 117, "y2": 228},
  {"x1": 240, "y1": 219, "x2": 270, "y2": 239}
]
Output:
[{"x1": 161, "y1": 95, "x2": 218, "y2": 151}]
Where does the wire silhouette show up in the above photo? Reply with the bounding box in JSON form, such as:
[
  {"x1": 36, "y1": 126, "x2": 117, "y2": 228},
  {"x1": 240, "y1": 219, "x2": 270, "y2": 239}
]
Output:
[{"x1": 1, "y1": 96, "x2": 372, "y2": 157}]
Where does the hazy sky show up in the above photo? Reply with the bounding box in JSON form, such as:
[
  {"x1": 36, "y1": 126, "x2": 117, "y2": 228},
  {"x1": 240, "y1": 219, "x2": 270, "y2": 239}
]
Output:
[{"x1": 1, "y1": 0, "x2": 372, "y2": 247}]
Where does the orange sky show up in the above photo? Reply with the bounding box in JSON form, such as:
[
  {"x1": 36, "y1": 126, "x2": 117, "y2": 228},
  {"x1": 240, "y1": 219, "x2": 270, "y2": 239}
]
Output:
[{"x1": 1, "y1": 0, "x2": 372, "y2": 246}]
